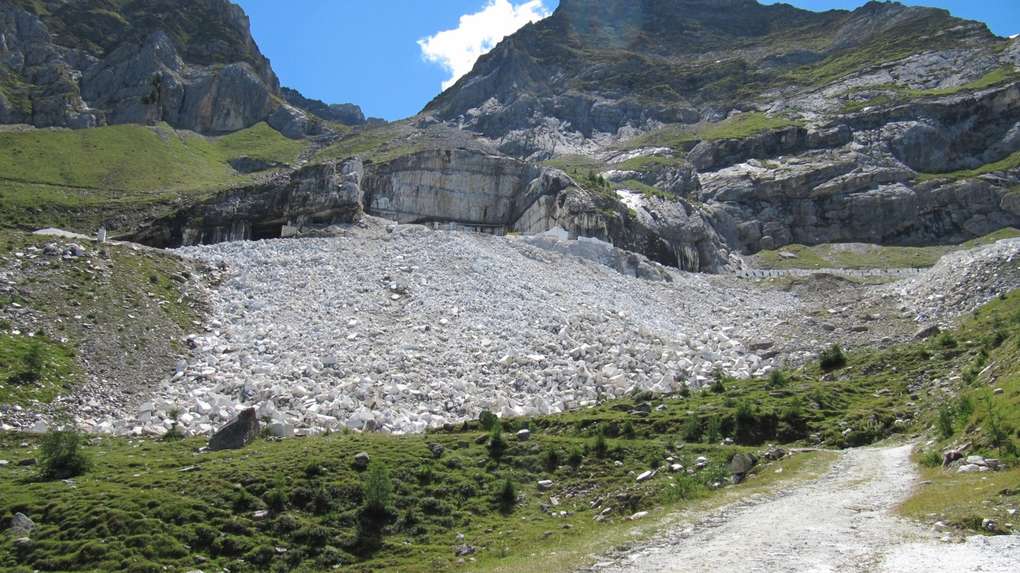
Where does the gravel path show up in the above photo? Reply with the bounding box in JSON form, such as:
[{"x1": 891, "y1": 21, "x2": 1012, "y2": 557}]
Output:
[{"x1": 587, "y1": 445, "x2": 1020, "y2": 573}]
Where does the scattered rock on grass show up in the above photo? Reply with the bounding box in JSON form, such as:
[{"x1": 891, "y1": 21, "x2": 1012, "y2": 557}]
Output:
[
  {"x1": 10, "y1": 513, "x2": 34, "y2": 537},
  {"x1": 353, "y1": 451, "x2": 371, "y2": 470},
  {"x1": 208, "y1": 408, "x2": 259, "y2": 451}
]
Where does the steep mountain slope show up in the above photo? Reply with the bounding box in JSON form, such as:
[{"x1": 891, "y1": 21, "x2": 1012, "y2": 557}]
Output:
[
  {"x1": 425, "y1": 0, "x2": 1007, "y2": 145},
  {"x1": 397, "y1": 0, "x2": 1020, "y2": 271},
  {"x1": 0, "y1": 0, "x2": 363, "y2": 136},
  {"x1": 3, "y1": 0, "x2": 1019, "y2": 276}
]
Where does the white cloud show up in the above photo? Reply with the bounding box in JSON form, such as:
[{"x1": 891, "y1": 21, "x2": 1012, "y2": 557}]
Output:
[{"x1": 418, "y1": 0, "x2": 551, "y2": 91}]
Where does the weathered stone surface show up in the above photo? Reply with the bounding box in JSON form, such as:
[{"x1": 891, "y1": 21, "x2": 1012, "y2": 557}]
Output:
[
  {"x1": 363, "y1": 149, "x2": 544, "y2": 228},
  {"x1": 0, "y1": 1, "x2": 282, "y2": 134},
  {"x1": 267, "y1": 103, "x2": 320, "y2": 139},
  {"x1": 10, "y1": 513, "x2": 35, "y2": 537},
  {"x1": 729, "y1": 453, "x2": 758, "y2": 483},
  {"x1": 281, "y1": 87, "x2": 367, "y2": 126},
  {"x1": 688, "y1": 125, "x2": 851, "y2": 172},
  {"x1": 353, "y1": 452, "x2": 371, "y2": 470},
  {"x1": 207, "y1": 408, "x2": 259, "y2": 451},
  {"x1": 133, "y1": 159, "x2": 365, "y2": 247}
]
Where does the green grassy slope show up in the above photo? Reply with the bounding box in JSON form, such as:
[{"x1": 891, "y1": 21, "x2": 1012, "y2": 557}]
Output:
[
  {"x1": 0, "y1": 230, "x2": 202, "y2": 407},
  {"x1": 4, "y1": 289, "x2": 1019, "y2": 570},
  {"x1": 752, "y1": 228, "x2": 1020, "y2": 270},
  {"x1": 901, "y1": 290, "x2": 1020, "y2": 532},
  {"x1": 0, "y1": 335, "x2": 79, "y2": 406},
  {"x1": 0, "y1": 430, "x2": 827, "y2": 573},
  {"x1": 0, "y1": 122, "x2": 305, "y2": 232}
]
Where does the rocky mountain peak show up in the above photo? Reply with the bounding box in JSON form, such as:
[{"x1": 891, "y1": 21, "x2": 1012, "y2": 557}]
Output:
[{"x1": 423, "y1": 0, "x2": 999, "y2": 146}]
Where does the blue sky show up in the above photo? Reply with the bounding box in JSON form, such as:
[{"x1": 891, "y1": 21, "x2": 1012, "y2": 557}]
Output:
[{"x1": 234, "y1": 0, "x2": 1019, "y2": 121}]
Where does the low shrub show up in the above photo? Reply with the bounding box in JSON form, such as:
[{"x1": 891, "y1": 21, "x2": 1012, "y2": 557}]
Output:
[
  {"x1": 567, "y1": 447, "x2": 584, "y2": 469},
  {"x1": 496, "y1": 478, "x2": 516, "y2": 514},
  {"x1": 39, "y1": 428, "x2": 91, "y2": 479},
  {"x1": 592, "y1": 432, "x2": 609, "y2": 459},
  {"x1": 542, "y1": 448, "x2": 561, "y2": 472},
  {"x1": 819, "y1": 345, "x2": 847, "y2": 371}
]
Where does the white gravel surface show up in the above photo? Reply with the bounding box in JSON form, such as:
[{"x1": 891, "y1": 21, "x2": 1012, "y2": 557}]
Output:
[
  {"x1": 586, "y1": 445, "x2": 1020, "y2": 573},
  {"x1": 118, "y1": 223, "x2": 797, "y2": 435},
  {"x1": 79, "y1": 229, "x2": 1020, "y2": 437},
  {"x1": 894, "y1": 238, "x2": 1020, "y2": 325}
]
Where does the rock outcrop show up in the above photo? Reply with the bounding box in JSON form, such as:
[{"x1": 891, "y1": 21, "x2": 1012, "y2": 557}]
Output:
[
  {"x1": 424, "y1": 0, "x2": 1004, "y2": 146},
  {"x1": 0, "y1": 0, "x2": 296, "y2": 134},
  {"x1": 281, "y1": 87, "x2": 369, "y2": 126},
  {"x1": 208, "y1": 407, "x2": 259, "y2": 451},
  {"x1": 132, "y1": 159, "x2": 365, "y2": 247}
]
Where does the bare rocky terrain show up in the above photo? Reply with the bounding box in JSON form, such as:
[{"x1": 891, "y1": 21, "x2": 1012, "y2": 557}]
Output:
[{"x1": 39, "y1": 221, "x2": 1012, "y2": 438}]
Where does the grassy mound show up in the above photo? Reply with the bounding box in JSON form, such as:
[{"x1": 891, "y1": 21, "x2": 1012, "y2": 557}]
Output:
[
  {"x1": 901, "y1": 290, "x2": 1020, "y2": 533},
  {"x1": 752, "y1": 228, "x2": 1020, "y2": 270},
  {"x1": 0, "y1": 335, "x2": 79, "y2": 406},
  {"x1": 0, "y1": 123, "x2": 306, "y2": 232},
  {"x1": 0, "y1": 230, "x2": 203, "y2": 407}
]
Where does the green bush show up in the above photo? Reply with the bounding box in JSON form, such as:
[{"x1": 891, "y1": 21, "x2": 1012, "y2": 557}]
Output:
[
  {"x1": 919, "y1": 449, "x2": 943, "y2": 468},
  {"x1": 767, "y1": 370, "x2": 787, "y2": 388},
  {"x1": 232, "y1": 486, "x2": 260, "y2": 512},
  {"x1": 733, "y1": 401, "x2": 756, "y2": 445},
  {"x1": 683, "y1": 414, "x2": 702, "y2": 442},
  {"x1": 264, "y1": 486, "x2": 287, "y2": 513},
  {"x1": 981, "y1": 393, "x2": 1018, "y2": 456},
  {"x1": 937, "y1": 404, "x2": 955, "y2": 439},
  {"x1": 567, "y1": 447, "x2": 584, "y2": 469},
  {"x1": 705, "y1": 416, "x2": 722, "y2": 444},
  {"x1": 592, "y1": 432, "x2": 609, "y2": 459},
  {"x1": 956, "y1": 395, "x2": 974, "y2": 421},
  {"x1": 39, "y1": 428, "x2": 91, "y2": 479},
  {"x1": 356, "y1": 463, "x2": 394, "y2": 554},
  {"x1": 496, "y1": 478, "x2": 517, "y2": 514},
  {"x1": 710, "y1": 371, "x2": 727, "y2": 394},
  {"x1": 819, "y1": 345, "x2": 847, "y2": 371},
  {"x1": 479, "y1": 410, "x2": 499, "y2": 431},
  {"x1": 488, "y1": 424, "x2": 507, "y2": 461},
  {"x1": 24, "y1": 342, "x2": 44, "y2": 379},
  {"x1": 622, "y1": 420, "x2": 636, "y2": 439},
  {"x1": 542, "y1": 448, "x2": 561, "y2": 472},
  {"x1": 937, "y1": 332, "x2": 958, "y2": 349},
  {"x1": 362, "y1": 464, "x2": 392, "y2": 517}
]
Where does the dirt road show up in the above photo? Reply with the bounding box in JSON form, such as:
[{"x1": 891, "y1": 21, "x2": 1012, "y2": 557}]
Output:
[{"x1": 585, "y1": 445, "x2": 1020, "y2": 573}]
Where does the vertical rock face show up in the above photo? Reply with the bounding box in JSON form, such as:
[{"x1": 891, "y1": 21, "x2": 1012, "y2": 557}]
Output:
[
  {"x1": 132, "y1": 159, "x2": 366, "y2": 247},
  {"x1": 0, "y1": 0, "x2": 282, "y2": 133},
  {"x1": 362, "y1": 149, "x2": 543, "y2": 228}
]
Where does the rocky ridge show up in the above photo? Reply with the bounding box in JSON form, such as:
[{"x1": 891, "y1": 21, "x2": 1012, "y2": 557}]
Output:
[
  {"x1": 4, "y1": 0, "x2": 1020, "y2": 277},
  {"x1": 0, "y1": 0, "x2": 356, "y2": 138}
]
